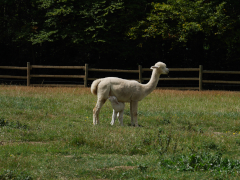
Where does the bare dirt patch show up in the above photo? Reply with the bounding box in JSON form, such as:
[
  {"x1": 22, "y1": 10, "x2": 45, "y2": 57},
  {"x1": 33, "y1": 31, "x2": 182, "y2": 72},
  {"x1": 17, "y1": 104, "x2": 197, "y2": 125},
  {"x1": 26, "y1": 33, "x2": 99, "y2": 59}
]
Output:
[
  {"x1": 98, "y1": 166, "x2": 136, "y2": 171},
  {"x1": 0, "y1": 141, "x2": 52, "y2": 146}
]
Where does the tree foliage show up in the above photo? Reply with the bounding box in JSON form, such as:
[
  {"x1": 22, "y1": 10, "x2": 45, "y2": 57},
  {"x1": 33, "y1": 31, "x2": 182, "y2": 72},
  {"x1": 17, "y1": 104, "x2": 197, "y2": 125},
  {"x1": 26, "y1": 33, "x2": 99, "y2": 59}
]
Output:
[
  {"x1": 26, "y1": 0, "x2": 154, "y2": 67},
  {"x1": 128, "y1": 0, "x2": 240, "y2": 68},
  {"x1": 1, "y1": 0, "x2": 240, "y2": 70},
  {"x1": 129, "y1": 0, "x2": 233, "y2": 41},
  {"x1": 31, "y1": 0, "x2": 147, "y2": 45}
]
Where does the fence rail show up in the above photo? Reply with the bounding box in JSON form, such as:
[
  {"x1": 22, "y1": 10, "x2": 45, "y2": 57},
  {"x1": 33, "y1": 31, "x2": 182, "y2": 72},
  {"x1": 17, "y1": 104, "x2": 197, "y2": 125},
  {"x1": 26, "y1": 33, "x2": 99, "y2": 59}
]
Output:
[
  {"x1": 0, "y1": 66, "x2": 27, "y2": 70},
  {"x1": 88, "y1": 68, "x2": 139, "y2": 73},
  {"x1": 31, "y1": 65, "x2": 85, "y2": 69},
  {"x1": 0, "y1": 62, "x2": 240, "y2": 90},
  {"x1": 203, "y1": 70, "x2": 240, "y2": 74},
  {"x1": 0, "y1": 75, "x2": 27, "y2": 79}
]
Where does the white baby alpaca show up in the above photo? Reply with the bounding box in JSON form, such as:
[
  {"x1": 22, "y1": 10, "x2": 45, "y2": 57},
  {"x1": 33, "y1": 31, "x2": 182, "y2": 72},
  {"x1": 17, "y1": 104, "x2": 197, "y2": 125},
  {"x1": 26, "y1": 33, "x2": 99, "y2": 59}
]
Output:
[{"x1": 108, "y1": 96, "x2": 125, "y2": 126}]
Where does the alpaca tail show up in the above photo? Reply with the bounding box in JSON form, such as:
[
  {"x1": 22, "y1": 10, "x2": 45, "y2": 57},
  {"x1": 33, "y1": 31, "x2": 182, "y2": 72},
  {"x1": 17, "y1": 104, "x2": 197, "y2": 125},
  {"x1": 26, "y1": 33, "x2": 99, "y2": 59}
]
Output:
[{"x1": 91, "y1": 79, "x2": 102, "y2": 95}]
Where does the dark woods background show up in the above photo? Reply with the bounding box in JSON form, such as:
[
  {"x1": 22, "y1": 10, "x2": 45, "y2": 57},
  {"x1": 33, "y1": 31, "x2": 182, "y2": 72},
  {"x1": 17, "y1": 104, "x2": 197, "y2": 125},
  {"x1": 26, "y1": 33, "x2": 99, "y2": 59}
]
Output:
[{"x1": 1, "y1": 0, "x2": 240, "y2": 89}]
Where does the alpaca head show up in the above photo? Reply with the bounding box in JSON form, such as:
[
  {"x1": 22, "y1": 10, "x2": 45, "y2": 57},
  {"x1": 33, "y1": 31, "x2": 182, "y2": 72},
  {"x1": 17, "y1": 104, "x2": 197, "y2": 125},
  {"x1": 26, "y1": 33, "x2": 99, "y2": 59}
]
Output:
[{"x1": 150, "y1": 62, "x2": 169, "y2": 75}]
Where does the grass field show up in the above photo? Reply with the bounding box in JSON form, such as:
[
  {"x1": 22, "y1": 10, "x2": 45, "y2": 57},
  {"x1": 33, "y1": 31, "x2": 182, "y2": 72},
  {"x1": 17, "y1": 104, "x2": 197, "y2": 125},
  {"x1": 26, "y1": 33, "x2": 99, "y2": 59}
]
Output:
[{"x1": 0, "y1": 86, "x2": 240, "y2": 179}]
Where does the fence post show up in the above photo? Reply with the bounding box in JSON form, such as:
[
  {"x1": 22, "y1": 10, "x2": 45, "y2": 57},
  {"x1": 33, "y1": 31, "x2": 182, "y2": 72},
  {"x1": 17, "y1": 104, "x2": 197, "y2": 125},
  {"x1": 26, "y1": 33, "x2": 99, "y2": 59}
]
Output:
[
  {"x1": 27, "y1": 62, "x2": 31, "y2": 86},
  {"x1": 84, "y1": 64, "x2": 88, "y2": 87},
  {"x1": 199, "y1": 65, "x2": 203, "y2": 91},
  {"x1": 138, "y1": 65, "x2": 142, "y2": 83}
]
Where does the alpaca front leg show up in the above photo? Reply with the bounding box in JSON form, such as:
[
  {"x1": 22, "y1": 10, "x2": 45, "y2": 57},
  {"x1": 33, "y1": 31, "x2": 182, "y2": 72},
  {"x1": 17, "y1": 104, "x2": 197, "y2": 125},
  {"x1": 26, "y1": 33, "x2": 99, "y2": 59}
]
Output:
[
  {"x1": 118, "y1": 110, "x2": 124, "y2": 126},
  {"x1": 93, "y1": 99, "x2": 106, "y2": 125},
  {"x1": 130, "y1": 102, "x2": 134, "y2": 126},
  {"x1": 130, "y1": 101, "x2": 138, "y2": 127},
  {"x1": 110, "y1": 110, "x2": 117, "y2": 125}
]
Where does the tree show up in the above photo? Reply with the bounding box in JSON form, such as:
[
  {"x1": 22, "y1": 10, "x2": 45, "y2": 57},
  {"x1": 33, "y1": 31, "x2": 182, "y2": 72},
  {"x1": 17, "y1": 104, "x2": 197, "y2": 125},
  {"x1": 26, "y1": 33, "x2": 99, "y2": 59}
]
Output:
[
  {"x1": 0, "y1": 0, "x2": 43, "y2": 65},
  {"x1": 28, "y1": 0, "x2": 155, "y2": 67},
  {"x1": 128, "y1": 0, "x2": 240, "y2": 69}
]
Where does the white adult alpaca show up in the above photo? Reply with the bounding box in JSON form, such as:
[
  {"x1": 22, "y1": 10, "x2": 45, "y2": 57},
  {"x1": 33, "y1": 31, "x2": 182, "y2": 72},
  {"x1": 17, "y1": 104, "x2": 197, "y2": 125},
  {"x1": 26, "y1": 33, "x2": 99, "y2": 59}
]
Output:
[
  {"x1": 91, "y1": 62, "x2": 169, "y2": 127},
  {"x1": 108, "y1": 96, "x2": 125, "y2": 126}
]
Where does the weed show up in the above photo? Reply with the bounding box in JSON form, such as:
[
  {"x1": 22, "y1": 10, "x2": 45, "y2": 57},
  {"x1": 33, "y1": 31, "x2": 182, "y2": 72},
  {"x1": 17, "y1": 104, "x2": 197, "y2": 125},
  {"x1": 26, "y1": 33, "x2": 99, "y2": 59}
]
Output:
[
  {"x1": 202, "y1": 141, "x2": 219, "y2": 150},
  {"x1": 186, "y1": 122, "x2": 197, "y2": 132},
  {"x1": 127, "y1": 122, "x2": 144, "y2": 127},
  {"x1": 0, "y1": 169, "x2": 32, "y2": 180},
  {"x1": 143, "y1": 138, "x2": 152, "y2": 146},
  {"x1": 129, "y1": 144, "x2": 147, "y2": 155},
  {"x1": 236, "y1": 139, "x2": 240, "y2": 146},
  {"x1": 0, "y1": 118, "x2": 8, "y2": 127},
  {"x1": 138, "y1": 164, "x2": 148, "y2": 173},
  {"x1": 158, "y1": 128, "x2": 174, "y2": 155},
  {"x1": 142, "y1": 132, "x2": 154, "y2": 146},
  {"x1": 160, "y1": 151, "x2": 240, "y2": 173},
  {"x1": 0, "y1": 118, "x2": 28, "y2": 130},
  {"x1": 70, "y1": 135, "x2": 86, "y2": 147},
  {"x1": 159, "y1": 119, "x2": 171, "y2": 125}
]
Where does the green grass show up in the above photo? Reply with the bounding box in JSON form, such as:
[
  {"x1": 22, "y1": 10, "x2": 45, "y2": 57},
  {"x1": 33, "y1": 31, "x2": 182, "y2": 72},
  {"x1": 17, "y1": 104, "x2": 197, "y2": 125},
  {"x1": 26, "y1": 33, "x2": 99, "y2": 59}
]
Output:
[{"x1": 0, "y1": 86, "x2": 240, "y2": 179}]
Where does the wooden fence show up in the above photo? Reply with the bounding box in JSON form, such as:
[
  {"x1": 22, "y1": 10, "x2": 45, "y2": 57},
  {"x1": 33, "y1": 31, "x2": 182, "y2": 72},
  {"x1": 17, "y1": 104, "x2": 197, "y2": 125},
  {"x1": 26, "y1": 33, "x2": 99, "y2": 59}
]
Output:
[{"x1": 0, "y1": 62, "x2": 240, "y2": 90}]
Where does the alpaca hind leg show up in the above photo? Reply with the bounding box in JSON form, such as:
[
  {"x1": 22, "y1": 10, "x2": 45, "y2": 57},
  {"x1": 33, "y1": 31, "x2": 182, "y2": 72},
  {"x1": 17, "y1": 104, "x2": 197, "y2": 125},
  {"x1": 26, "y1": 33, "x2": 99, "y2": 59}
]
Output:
[
  {"x1": 110, "y1": 110, "x2": 117, "y2": 125},
  {"x1": 93, "y1": 99, "x2": 106, "y2": 125}
]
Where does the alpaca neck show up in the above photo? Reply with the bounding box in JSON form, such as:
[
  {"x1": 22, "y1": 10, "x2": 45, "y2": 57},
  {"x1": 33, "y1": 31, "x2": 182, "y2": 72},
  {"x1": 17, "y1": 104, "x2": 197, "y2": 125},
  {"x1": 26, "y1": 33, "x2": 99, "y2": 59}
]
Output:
[{"x1": 143, "y1": 69, "x2": 161, "y2": 95}]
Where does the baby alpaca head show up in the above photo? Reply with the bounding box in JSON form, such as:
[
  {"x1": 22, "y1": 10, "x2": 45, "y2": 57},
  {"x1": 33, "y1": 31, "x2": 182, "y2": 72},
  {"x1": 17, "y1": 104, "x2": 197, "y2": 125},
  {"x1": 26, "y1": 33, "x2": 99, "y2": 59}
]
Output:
[
  {"x1": 150, "y1": 62, "x2": 169, "y2": 75},
  {"x1": 108, "y1": 96, "x2": 119, "y2": 104}
]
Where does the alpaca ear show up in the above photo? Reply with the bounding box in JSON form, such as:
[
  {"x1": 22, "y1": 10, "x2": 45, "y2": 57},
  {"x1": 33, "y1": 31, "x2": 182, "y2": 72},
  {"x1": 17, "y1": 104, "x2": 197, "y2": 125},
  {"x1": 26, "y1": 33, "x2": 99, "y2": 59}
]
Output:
[{"x1": 150, "y1": 66, "x2": 159, "y2": 70}]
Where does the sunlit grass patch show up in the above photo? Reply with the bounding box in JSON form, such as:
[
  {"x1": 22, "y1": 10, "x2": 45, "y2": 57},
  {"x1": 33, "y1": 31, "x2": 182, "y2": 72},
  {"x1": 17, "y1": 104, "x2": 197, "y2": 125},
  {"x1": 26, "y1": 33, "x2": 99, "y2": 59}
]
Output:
[{"x1": 0, "y1": 86, "x2": 240, "y2": 179}]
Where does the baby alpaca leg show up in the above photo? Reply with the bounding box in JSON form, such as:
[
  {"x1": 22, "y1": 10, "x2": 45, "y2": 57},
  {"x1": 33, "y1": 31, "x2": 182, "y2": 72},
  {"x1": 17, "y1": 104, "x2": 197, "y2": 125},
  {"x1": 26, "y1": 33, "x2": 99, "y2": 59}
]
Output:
[
  {"x1": 117, "y1": 110, "x2": 124, "y2": 126},
  {"x1": 110, "y1": 109, "x2": 117, "y2": 125}
]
